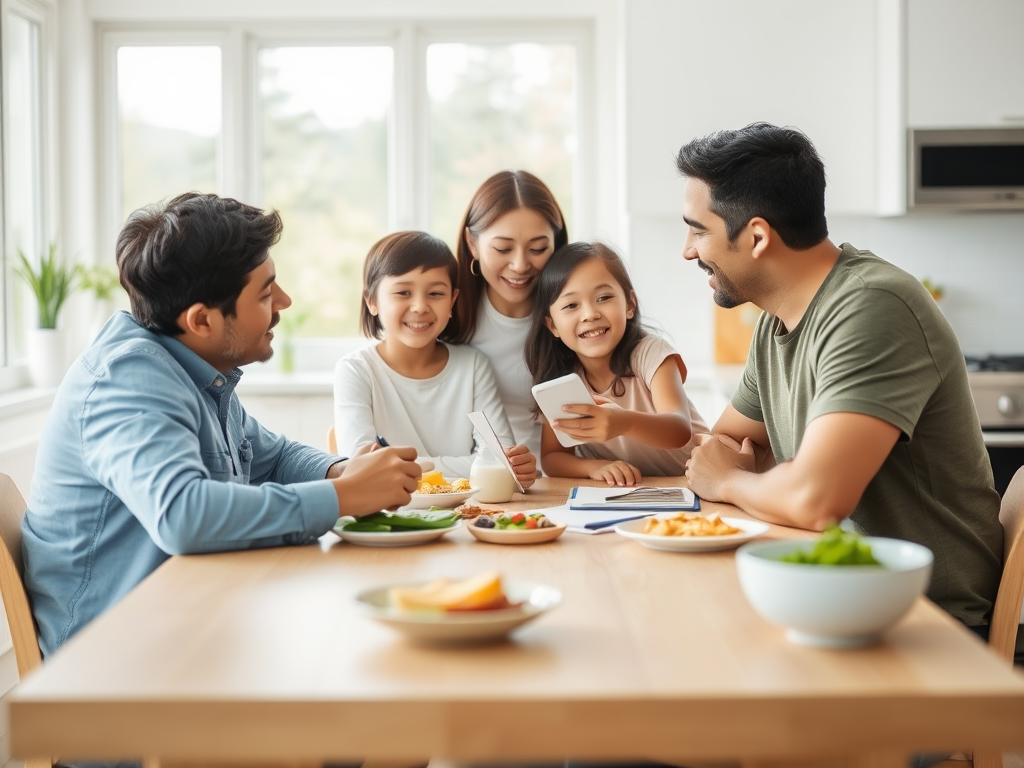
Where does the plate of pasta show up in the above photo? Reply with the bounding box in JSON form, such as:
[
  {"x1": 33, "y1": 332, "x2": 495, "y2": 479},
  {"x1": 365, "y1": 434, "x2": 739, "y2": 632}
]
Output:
[
  {"x1": 614, "y1": 512, "x2": 769, "y2": 552},
  {"x1": 404, "y1": 470, "x2": 479, "y2": 509}
]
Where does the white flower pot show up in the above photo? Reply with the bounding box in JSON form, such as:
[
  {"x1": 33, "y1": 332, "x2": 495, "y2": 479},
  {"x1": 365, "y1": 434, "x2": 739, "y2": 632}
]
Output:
[{"x1": 27, "y1": 328, "x2": 68, "y2": 389}]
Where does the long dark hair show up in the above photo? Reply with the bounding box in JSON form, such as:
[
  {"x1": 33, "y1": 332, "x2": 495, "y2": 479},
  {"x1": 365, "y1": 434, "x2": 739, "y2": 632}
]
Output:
[
  {"x1": 360, "y1": 231, "x2": 458, "y2": 339},
  {"x1": 525, "y1": 242, "x2": 646, "y2": 399},
  {"x1": 442, "y1": 170, "x2": 568, "y2": 343}
]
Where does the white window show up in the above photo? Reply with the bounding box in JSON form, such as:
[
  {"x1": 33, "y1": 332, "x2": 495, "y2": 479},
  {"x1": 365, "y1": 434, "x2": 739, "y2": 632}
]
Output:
[
  {"x1": 1, "y1": 0, "x2": 55, "y2": 388},
  {"x1": 102, "y1": 21, "x2": 588, "y2": 342}
]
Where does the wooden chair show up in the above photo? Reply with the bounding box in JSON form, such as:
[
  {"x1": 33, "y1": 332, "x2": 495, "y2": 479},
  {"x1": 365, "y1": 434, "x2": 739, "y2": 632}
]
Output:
[
  {"x1": 937, "y1": 465, "x2": 1024, "y2": 768},
  {"x1": 970, "y1": 465, "x2": 1024, "y2": 768},
  {"x1": 0, "y1": 472, "x2": 50, "y2": 768},
  {"x1": 327, "y1": 425, "x2": 337, "y2": 454}
]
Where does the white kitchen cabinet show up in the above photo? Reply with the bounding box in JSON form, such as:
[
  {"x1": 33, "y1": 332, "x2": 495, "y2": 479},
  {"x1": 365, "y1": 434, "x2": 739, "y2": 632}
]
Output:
[
  {"x1": 624, "y1": 0, "x2": 878, "y2": 217},
  {"x1": 907, "y1": 0, "x2": 1024, "y2": 128}
]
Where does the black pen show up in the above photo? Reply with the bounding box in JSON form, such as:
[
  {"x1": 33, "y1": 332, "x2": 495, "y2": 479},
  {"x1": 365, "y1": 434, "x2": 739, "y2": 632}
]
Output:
[{"x1": 375, "y1": 435, "x2": 390, "y2": 447}]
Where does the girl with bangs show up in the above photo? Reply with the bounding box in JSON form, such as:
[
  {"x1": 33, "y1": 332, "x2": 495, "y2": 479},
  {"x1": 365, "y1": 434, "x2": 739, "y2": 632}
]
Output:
[
  {"x1": 526, "y1": 242, "x2": 708, "y2": 486},
  {"x1": 334, "y1": 231, "x2": 537, "y2": 485}
]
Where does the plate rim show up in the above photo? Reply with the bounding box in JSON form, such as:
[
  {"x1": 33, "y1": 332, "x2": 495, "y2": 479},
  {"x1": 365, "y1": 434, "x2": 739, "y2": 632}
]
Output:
[
  {"x1": 614, "y1": 516, "x2": 769, "y2": 547},
  {"x1": 334, "y1": 518, "x2": 462, "y2": 543},
  {"x1": 354, "y1": 579, "x2": 562, "y2": 625},
  {"x1": 466, "y1": 520, "x2": 568, "y2": 543}
]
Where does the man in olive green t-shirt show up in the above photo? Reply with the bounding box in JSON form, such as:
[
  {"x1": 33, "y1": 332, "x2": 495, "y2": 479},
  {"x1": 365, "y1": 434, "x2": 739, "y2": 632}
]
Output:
[{"x1": 677, "y1": 123, "x2": 1002, "y2": 629}]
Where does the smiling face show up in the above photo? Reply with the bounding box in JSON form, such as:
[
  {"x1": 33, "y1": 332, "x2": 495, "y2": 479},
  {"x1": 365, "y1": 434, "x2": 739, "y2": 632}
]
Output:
[
  {"x1": 544, "y1": 257, "x2": 636, "y2": 368},
  {"x1": 366, "y1": 266, "x2": 458, "y2": 353},
  {"x1": 681, "y1": 179, "x2": 748, "y2": 309},
  {"x1": 467, "y1": 207, "x2": 555, "y2": 318},
  {"x1": 220, "y1": 255, "x2": 291, "y2": 369}
]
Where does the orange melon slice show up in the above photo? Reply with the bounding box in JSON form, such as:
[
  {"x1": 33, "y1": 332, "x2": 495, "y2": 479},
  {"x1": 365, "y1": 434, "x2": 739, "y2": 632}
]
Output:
[{"x1": 391, "y1": 571, "x2": 505, "y2": 612}]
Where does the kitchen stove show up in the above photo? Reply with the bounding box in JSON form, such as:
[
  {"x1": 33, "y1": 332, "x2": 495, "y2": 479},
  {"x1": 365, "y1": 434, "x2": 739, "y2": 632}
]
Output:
[{"x1": 964, "y1": 355, "x2": 1024, "y2": 497}]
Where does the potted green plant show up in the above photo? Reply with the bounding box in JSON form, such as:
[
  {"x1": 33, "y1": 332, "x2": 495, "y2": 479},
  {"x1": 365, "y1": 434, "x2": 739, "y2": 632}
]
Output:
[{"x1": 13, "y1": 243, "x2": 82, "y2": 387}]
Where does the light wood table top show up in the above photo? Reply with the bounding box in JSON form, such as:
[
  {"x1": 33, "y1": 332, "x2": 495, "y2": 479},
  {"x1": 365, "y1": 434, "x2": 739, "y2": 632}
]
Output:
[{"x1": 10, "y1": 477, "x2": 1024, "y2": 767}]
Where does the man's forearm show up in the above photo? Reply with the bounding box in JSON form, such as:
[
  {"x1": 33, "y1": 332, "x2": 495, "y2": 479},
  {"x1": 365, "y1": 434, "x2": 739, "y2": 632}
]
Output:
[{"x1": 718, "y1": 462, "x2": 850, "y2": 531}]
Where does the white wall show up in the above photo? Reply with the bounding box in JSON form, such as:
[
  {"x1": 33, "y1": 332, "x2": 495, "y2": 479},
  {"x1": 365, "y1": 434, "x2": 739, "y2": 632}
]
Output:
[{"x1": 621, "y1": 0, "x2": 1024, "y2": 367}]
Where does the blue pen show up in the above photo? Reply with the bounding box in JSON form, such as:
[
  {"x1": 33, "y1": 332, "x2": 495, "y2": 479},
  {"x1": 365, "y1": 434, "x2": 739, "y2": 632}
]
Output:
[
  {"x1": 375, "y1": 435, "x2": 390, "y2": 447},
  {"x1": 584, "y1": 513, "x2": 654, "y2": 530}
]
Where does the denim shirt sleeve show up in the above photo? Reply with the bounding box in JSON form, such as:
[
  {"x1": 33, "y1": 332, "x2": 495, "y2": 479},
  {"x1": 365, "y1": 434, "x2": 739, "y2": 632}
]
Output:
[{"x1": 81, "y1": 349, "x2": 339, "y2": 555}]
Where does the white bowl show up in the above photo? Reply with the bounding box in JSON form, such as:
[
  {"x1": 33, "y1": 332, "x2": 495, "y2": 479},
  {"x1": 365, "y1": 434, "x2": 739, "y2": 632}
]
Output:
[
  {"x1": 735, "y1": 537, "x2": 933, "y2": 648},
  {"x1": 355, "y1": 579, "x2": 562, "y2": 644},
  {"x1": 467, "y1": 520, "x2": 567, "y2": 545},
  {"x1": 403, "y1": 488, "x2": 479, "y2": 509}
]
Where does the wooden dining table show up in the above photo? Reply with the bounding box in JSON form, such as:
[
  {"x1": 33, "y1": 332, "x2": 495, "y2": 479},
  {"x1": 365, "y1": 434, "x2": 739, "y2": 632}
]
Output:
[{"x1": 9, "y1": 477, "x2": 1024, "y2": 768}]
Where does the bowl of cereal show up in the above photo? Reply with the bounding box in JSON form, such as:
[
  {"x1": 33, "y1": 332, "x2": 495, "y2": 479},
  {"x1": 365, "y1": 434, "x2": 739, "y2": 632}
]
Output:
[{"x1": 404, "y1": 470, "x2": 479, "y2": 509}]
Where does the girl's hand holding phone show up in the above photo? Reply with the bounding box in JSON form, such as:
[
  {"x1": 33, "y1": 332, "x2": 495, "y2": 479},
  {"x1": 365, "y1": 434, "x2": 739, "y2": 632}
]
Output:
[
  {"x1": 504, "y1": 444, "x2": 538, "y2": 489},
  {"x1": 589, "y1": 459, "x2": 642, "y2": 487},
  {"x1": 552, "y1": 396, "x2": 627, "y2": 444}
]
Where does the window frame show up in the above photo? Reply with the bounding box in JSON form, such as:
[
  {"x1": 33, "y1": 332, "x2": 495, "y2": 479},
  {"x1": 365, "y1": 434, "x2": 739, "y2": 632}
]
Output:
[
  {"x1": 99, "y1": 17, "x2": 595, "y2": 348},
  {"x1": 0, "y1": 0, "x2": 57, "y2": 391}
]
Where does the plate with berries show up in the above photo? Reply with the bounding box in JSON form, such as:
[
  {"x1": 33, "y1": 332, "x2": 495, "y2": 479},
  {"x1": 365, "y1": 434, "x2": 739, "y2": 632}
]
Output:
[{"x1": 465, "y1": 510, "x2": 567, "y2": 544}]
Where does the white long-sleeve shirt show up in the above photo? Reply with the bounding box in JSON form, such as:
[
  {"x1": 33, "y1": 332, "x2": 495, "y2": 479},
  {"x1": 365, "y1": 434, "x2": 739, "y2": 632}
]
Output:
[
  {"x1": 469, "y1": 293, "x2": 542, "y2": 458},
  {"x1": 333, "y1": 342, "x2": 514, "y2": 478}
]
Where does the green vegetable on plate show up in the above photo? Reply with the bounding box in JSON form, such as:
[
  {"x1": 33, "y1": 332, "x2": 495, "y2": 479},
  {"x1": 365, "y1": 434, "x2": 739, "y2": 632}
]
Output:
[{"x1": 337, "y1": 508, "x2": 459, "y2": 533}]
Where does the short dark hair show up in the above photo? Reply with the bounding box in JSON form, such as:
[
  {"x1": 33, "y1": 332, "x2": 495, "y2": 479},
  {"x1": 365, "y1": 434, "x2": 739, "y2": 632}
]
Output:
[
  {"x1": 675, "y1": 122, "x2": 828, "y2": 250},
  {"x1": 116, "y1": 192, "x2": 283, "y2": 336},
  {"x1": 525, "y1": 241, "x2": 646, "y2": 399},
  {"x1": 360, "y1": 231, "x2": 459, "y2": 339},
  {"x1": 442, "y1": 170, "x2": 568, "y2": 344}
]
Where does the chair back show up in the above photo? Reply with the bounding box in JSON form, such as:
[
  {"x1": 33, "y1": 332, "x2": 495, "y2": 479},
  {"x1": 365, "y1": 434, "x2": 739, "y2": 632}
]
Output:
[
  {"x1": 0, "y1": 473, "x2": 43, "y2": 678},
  {"x1": 987, "y1": 464, "x2": 1024, "y2": 663},
  {"x1": 327, "y1": 425, "x2": 337, "y2": 454}
]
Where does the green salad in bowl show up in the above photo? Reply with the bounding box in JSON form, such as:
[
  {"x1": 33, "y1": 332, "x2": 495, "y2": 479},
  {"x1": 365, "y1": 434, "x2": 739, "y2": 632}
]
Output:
[{"x1": 779, "y1": 525, "x2": 882, "y2": 566}]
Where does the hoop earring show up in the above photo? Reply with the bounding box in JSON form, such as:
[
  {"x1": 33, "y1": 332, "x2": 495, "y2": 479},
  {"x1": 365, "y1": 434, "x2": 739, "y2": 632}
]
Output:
[{"x1": 469, "y1": 259, "x2": 481, "y2": 277}]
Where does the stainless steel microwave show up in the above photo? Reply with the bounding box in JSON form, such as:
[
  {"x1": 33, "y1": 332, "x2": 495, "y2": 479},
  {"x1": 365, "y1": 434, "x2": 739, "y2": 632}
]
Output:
[{"x1": 909, "y1": 127, "x2": 1024, "y2": 210}]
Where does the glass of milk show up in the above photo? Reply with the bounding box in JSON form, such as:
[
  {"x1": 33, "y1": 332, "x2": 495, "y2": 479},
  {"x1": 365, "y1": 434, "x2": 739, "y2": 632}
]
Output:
[{"x1": 469, "y1": 444, "x2": 516, "y2": 503}]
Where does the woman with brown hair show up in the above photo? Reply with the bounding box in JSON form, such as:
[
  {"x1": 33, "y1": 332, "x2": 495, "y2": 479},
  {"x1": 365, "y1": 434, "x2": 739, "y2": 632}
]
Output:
[{"x1": 442, "y1": 170, "x2": 568, "y2": 459}]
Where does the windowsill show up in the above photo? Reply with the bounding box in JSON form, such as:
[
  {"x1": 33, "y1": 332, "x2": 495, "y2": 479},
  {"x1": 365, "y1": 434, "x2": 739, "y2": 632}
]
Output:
[
  {"x1": 0, "y1": 385, "x2": 57, "y2": 420},
  {"x1": 236, "y1": 370, "x2": 334, "y2": 396}
]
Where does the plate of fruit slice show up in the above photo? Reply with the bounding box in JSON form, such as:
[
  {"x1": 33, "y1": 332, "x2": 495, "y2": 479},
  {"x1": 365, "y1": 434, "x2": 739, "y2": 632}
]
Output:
[
  {"x1": 465, "y1": 510, "x2": 567, "y2": 544},
  {"x1": 354, "y1": 571, "x2": 561, "y2": 644}
]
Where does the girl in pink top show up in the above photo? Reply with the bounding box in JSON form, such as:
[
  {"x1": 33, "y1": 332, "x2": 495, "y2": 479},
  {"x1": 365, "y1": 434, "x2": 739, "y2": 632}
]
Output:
[{"x1": 525, "y1": 242, "x2": 708, "y2": 486}]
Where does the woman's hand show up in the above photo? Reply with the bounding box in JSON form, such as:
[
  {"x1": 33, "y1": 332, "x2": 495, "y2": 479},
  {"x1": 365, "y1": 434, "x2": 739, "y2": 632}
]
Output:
[
  {"x1": 504, "y1": 444, "x2": 537, "y2": 489},
  {"x1": 589, "y1": 460, "x2": 642, "y2": 487},
  {"x1": 552, "y1": 396, "x2": 626, "y2": 444}
]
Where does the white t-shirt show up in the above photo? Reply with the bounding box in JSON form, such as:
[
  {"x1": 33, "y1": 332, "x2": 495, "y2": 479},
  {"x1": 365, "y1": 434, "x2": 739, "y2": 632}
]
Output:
[
  {"x1": 333, "y1": 342, "x2": 515, "y2": 479},
  {"x1": 469, "y1": 293, "x2": 542, "y2": 457},
  {"x1": 574, "y1": 335, "x2": 709, "y2": 476}
]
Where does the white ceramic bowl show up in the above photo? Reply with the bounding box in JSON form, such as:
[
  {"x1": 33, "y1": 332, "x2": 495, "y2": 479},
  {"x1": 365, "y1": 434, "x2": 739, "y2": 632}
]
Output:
[
  {"x1": 735, "y1": 537, "x2": 933, "y2": 648},
  {"x1": 403, "y1": 488, "x2": 479, "y2": 509},
  {"x1": 467, "y1": 520, "x2": 567, "y2": 545}
]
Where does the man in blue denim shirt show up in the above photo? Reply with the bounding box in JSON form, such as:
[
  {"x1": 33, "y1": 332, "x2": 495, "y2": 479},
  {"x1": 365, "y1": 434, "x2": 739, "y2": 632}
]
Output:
[{"x1": 23, "y1": 192, "x2": 422, "y2": 658}]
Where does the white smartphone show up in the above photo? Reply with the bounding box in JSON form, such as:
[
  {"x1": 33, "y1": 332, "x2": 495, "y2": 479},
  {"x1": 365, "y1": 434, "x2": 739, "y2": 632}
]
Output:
[{"x1": 531, "y1": 373, "x2": 597, "y2": 448}]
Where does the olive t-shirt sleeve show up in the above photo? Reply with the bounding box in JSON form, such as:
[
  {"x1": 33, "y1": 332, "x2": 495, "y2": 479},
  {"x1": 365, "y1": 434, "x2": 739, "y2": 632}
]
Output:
[
  {"x1": 806, "y1": 288, "x2": 941, "y2": 439},
  {"x1": 730, "y1": 313, "x2": 769, "y2": 424}
]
